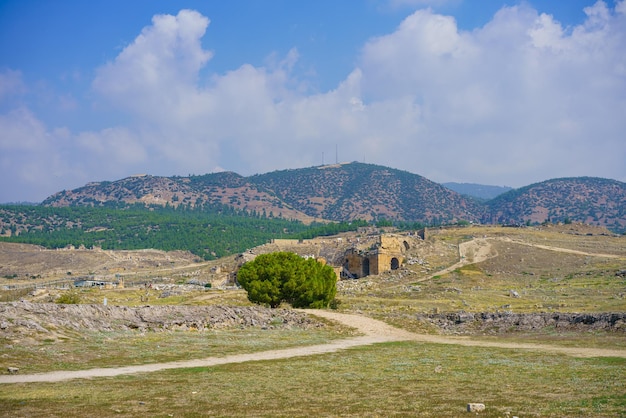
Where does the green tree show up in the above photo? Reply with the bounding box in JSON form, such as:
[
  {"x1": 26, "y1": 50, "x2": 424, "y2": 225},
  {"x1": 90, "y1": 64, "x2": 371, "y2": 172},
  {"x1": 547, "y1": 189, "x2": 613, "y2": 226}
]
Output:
[{"x1": 237, "y1": 252, "x2": 336, "y2": 308}]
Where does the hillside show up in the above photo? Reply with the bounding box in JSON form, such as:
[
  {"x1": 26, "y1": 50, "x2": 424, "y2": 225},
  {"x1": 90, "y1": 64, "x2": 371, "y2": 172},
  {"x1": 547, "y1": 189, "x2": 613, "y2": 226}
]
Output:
[
  {"x1": 249, "y1": 163, "x2": 484, "y2": 224},
  {"x1": 487, "y1": 177, "x2": 626, "y2": 232},
  {"x1": 38, "y1": 163, "x2": 626, "y2": 233},
  {"x1": 43, "y1": 163, "x2": 485, "y2": 225},
  {"x1": 43, "y1": 173, "x2": 318, "y2": 224}
]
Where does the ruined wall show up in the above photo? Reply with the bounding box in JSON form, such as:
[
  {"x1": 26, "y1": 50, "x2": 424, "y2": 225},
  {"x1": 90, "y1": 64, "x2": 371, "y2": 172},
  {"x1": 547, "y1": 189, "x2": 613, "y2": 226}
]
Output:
[
  {"x1": 368, "y1": 254, "x2": 380, "y2": 276},
  {"x1": 373, "y1": 253, "x2": 403, "y2": 275},
  {"x1": 342, "y1": 234, "x2": 414, "y2": 278},
  {"x1": 379, "y1": 235, "x2": 405, "y2": 253},
  {"x1": 344, "y1": 250, "x2": 367, "y2": 278}
]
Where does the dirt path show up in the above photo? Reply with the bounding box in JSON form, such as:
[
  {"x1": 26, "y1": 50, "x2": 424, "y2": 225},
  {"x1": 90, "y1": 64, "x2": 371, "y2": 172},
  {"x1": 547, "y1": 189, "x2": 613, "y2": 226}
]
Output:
[
  {"x1": 2, "y1": 309, "x2": 625, "y2": 384},
  {"x1": 494, "y1": 237, "x2": 625, "y2": 259},
  {"x1": 413, "y1": 238, "x2": 497, "y2": 283},
  {"x1": 415, "y1": 235, "x2": 624, "y2": 284},
  {"x1": 305, "y1": 310, "x2": 626, "y2": 359}
]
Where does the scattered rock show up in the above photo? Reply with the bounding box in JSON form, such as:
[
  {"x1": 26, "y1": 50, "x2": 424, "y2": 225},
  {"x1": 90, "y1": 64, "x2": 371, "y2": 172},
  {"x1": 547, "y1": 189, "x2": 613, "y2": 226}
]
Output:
[
  {"x1": 467, "y1": 403, "x2": 485, "y2": 413},
  {"x1": 509, "y1": 290, "x2": 520, "y2": 298}
]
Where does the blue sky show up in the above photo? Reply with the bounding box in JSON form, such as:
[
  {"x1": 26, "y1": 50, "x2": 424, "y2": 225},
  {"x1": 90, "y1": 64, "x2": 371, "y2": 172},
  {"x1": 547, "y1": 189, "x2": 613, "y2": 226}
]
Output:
[{"x1": 1, "y1": 0, "x2": 624, "y2": 202}]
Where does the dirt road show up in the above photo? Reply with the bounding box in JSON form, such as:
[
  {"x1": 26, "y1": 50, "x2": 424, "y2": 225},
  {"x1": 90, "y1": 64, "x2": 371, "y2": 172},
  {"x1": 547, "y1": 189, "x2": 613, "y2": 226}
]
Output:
[
  {"x1": 414, "y1": 237, "x2": 497, "y2": 283},
  {"x1": 2, "y1": 309, "x2": 625, "y2": 384},
  {"x1": 416, "y1": 235, "x2": 625, "y2": 283},
  {"x1": 494, "y1": 236, "x2": 625, "y2": 259}
]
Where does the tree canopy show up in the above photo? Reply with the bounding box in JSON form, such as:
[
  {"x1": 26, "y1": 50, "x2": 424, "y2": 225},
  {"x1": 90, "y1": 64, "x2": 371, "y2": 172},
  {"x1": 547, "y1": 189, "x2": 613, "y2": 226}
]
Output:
[
  {"x1": 0, "y1": 204, "x2": 309, "y2": 260},
  {"x1": 236, "y1": 252, "x2": 337, "y2": 309}
]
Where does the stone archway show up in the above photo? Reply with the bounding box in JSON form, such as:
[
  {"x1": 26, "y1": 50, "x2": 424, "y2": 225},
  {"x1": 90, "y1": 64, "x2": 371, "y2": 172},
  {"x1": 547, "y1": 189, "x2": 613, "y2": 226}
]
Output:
[{"x1": 390, "y1": 257, "x2": 400, "y2": 270}]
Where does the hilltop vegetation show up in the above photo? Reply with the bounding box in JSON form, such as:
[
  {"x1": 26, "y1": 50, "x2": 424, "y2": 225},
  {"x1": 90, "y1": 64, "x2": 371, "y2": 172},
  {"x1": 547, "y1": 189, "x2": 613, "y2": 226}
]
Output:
[
  {"x1": 487, "y1": 177, "x2": 626, "y2": 232},
  {"x1": 37, "y1": 163, "x2": 626, "y2": 234},
  {"x1": 249, "y1": 163, "x2": 484, "y2": 224}
]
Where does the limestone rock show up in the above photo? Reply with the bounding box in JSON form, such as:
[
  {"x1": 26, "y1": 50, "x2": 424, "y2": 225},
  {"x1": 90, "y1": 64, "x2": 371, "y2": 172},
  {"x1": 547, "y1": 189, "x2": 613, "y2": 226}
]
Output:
[
  {"x1": 0, "y1": 301, "x2": 322, "y2": 340},
  {"x1": 467, "y1": 403, "x2": 485, "y2": 413}
]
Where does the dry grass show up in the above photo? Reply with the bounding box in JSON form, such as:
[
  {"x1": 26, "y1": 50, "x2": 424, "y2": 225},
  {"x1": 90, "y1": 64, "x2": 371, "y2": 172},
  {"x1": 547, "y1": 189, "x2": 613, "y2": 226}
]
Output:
[
  {"x1": 0, "y1": 319, "x2": 358, "y2": 375},
  {"x1": 1, "y1": 341, "x2": 624, "y2": 417},
  {"x1": 73, "y1": 287, "x2": 252, "y2": 307},
  {"x1": 1, "y1": 224, "x2": 625, "y2": 416}
]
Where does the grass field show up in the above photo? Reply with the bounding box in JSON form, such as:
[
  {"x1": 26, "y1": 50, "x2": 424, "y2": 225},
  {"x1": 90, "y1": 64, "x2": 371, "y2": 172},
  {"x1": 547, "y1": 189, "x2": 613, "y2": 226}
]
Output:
[
  {"x1": 1, "y1": 341, "x2": 624, "y2": 417},
  {"x1": 0, "y1": 323, "x2": 358, "y2": 375},
  {"x1": 1, "y1": 224, "x2": 625, "y2": 417}
]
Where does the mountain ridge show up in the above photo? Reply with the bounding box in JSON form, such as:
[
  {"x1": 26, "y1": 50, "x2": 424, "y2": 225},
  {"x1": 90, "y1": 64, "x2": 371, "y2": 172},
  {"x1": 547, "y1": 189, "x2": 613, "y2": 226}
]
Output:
[{"x1": 41, "y1": 163, "x2": 626, "y2": 233}]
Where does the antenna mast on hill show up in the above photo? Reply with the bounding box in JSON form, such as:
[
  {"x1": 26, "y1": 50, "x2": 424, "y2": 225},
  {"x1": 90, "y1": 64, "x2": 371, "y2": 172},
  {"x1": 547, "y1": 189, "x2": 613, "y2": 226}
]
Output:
[
  {"x1": 322, "y1": 152, "x2": 324, "y2": 166},
  {"x1": 335, "y1": 144, "x2": 338, "y2": 164}
]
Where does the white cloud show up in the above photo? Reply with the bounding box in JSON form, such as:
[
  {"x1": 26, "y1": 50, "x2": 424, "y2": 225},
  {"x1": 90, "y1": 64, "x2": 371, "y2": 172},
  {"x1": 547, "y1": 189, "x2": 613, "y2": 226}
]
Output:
[
  {"x1": 0, "y1": 107, "x2": 48, "y2": 151},
  {"x1": 86, "y1": 3, "x2": 626, "y2": 186},
  {"x1": 0, "y1": 107, "x2": 72, "y2": 201},
  {"x1": 1, "y1": 2, "x2": 625, "y2": 202},
  {"x1": 93, "y1": 9, "x2": 213, "y2": 119},
  {"x1": 355, "y1": 1, "x2": 626, "y2": 185}
]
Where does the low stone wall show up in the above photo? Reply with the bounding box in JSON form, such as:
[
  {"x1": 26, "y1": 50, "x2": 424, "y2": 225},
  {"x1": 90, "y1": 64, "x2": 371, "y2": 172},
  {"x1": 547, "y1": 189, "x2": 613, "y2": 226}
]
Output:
[{"x1": 417, "y1": 311, "x2": 626, "y2": 334}]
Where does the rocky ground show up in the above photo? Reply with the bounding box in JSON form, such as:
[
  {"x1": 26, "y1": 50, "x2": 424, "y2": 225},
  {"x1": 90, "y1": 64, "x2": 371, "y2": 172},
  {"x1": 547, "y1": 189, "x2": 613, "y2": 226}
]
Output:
[
  {"x1": 417, "y1": 311, "x2": 626, "y2": 334},
  {"x1": 0, "y1": 242, "x2": 209, "y2": 285},
  {"x1": 0, "y1": 301, "x2": 321, "y2": 344}
]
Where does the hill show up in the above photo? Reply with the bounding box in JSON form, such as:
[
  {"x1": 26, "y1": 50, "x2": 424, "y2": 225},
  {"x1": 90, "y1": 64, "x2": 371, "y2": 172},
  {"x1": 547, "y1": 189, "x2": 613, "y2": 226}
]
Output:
[
  {"x1": 248, "y1": 163, "x2": 484, "y2": 224},
  {"x1": 487, "y1": 177, "x2": 626, "y2": 232},
  {"x1": 42, "y1": 172, "x2": 318, "y2": 224},
  {"x1": 39, "y1": 163, "x2": 626, "y2": 233},
  {"x1": 43, "y1": 163, "x2": 485, "y2": 225}
]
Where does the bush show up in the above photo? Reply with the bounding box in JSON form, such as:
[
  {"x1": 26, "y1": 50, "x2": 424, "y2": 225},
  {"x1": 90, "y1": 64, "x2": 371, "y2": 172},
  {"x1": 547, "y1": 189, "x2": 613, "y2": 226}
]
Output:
[
  {"x1": 56, "y1": 289, "x2": 82, "y2": 304},
  {"x1": 237, "y1": 252, "x2": 336, "y2": 309}
]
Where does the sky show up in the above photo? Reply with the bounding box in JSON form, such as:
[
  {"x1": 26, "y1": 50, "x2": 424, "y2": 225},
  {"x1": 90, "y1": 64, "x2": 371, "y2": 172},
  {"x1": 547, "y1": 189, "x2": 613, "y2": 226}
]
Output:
[{"x1": 1, "y1": 0, "x2": 625, "y2": 203}]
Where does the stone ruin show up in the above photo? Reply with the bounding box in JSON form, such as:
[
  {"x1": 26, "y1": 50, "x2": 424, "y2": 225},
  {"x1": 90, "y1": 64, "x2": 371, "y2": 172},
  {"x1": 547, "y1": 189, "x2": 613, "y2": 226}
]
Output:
[{"x1": 341, "y1": 234, "x2": 419, "y2": 279}]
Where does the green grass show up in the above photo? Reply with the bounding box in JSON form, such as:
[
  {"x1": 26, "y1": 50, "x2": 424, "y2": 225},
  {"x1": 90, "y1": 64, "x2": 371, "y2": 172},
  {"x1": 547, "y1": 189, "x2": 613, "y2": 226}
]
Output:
[
  {"x1": 0, "y1": 323, "x2": 358, "y2": 374},
  {"x1": 1, "y1": 341, "x2": 624, "y2": 417}
]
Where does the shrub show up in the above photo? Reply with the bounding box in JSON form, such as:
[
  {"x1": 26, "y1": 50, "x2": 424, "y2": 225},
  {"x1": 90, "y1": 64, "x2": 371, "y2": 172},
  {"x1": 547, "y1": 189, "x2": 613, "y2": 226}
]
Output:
[
  {"x1": 56, "y1": 289, "x2": 82, "y2": 304},
  {"x1": 237, "y1": 252, "x2": 336, "y2": 309}
]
